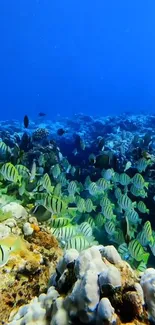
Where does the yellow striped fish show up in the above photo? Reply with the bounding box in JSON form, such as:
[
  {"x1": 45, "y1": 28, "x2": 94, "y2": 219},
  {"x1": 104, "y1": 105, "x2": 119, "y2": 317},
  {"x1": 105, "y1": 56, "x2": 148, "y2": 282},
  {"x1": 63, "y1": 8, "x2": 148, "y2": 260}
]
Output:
[
  {"x1": 0, "y1": 141, "x2": 11, "y2": 156},
  {"x1": 1, "y1": 162, "x2": 21, "y2": 184},
  {"x1": 41, "y1": 173, "x2": 53, "y2": 194},
  {"x1": 65, "y1": 235, "x2": 90, "y2": 251},
  {"x1": 143, "y1": 221, "x2": 154, "y2": 245},
  {"x1": 51, "y1": 224, "x2": 77, "y2": 241},
  {"x1": 119, "y1": 173, "x2": 131, "y2": 186},
  {"x1": 118, "y1": 194, "x2": 136, "y2": 211},
  {"x1": 49, "y1": 217, "x2": 72, "y2": 228},
  {"x1": 15, "y1": 164, "x2": 30, "y2": 178},
  {"x1": 128, "y1": 239, "x2": 149, "y2": 264},
  {"x1": 137, "y1": 201, "x2": 149, "y2": 214},
  {"x1": 132, "y1": 173, "x2": 149, "y2": 190},
  {"x1": 35, "y1": 193, "x2": 76, "y2": 217}
]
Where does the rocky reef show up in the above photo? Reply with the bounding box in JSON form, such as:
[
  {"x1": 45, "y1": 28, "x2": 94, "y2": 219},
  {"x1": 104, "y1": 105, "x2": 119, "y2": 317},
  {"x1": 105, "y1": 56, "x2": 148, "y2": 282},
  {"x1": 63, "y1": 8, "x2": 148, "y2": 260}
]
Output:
[
  {"x1": 0, "y1": 203, "x2": 62, "y2": 324},
  {"x1": 6, "y1": 244, "x2": 155, "y2": 325}
]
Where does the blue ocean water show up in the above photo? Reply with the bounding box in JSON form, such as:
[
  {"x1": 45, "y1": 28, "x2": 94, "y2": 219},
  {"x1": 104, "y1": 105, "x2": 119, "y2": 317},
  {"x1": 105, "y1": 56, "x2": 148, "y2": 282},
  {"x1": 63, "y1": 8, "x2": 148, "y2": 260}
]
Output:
[{"x1": 0, "y1": 0, "x2": 155, "y2": 121}]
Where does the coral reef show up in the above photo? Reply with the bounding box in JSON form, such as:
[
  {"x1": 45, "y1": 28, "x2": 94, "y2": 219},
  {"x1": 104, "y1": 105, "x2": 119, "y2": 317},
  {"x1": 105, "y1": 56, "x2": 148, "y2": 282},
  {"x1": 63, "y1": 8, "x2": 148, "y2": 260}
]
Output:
[
  {"x1": 32, "y1": 128, "x2": 49, "y2": 142},
  {"x1": 7, "y1": 245, "x2": 152, "y2": 325},
  {"x1": 140, "y1": 268, "x2": 155, "y2": 323},
  {"x1": 1, "y1": 113, "x2": 155, "y2": 323}
]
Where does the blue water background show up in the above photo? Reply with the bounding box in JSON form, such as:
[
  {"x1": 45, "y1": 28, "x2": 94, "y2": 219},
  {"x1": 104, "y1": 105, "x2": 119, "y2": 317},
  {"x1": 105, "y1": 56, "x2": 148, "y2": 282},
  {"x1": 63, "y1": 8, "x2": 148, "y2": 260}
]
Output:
[{"x1": 0, "y1": 0, "x2": 155, "y2": 121}]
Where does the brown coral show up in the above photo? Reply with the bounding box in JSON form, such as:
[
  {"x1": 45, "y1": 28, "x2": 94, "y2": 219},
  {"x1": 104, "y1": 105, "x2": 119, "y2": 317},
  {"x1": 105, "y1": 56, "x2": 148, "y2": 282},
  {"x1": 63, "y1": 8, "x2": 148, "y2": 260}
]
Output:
[
  {"x1": 0, "y1": 230, "x2": 62, "y2": 324},
  {"x1": 30, "y1": 230, "x2": 59, "y2": 250},
  {"x1": 120, "y1": 291, "x2": 144, "y2": 322}
]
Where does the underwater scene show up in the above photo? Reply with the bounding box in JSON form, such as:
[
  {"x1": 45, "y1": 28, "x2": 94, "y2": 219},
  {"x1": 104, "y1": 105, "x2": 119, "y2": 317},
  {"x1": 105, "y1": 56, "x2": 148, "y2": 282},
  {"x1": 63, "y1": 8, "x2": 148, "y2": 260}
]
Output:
[
  {"x1": 0, "y1": 114, "x2": 155, "y2": 324},
  {"x1": 1, "y1": 0, "x2": 155, "y2": 324}
]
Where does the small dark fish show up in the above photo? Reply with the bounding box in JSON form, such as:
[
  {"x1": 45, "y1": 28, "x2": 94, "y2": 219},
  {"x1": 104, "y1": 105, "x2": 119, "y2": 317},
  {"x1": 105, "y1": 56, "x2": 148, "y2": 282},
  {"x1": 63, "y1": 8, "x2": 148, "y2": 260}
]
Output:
[
  {"x1": 133, "y1": 147, "x2": 142, "y2": 160},
  {"x1": 143, "y1": 132, "x2": 152, "y2": 147},
  {"x1": 121, "y1": 216, "x2": 131, "y2": 244},
  {"x1": 20, "y1": 132, "x2": 32, "y2": 152},
  {"x1": 57, "y1": 128, "x2": 67, "y2": 136},
  {"x1": 74, "y1": 134, "x2": 85, "y2": 150},
  {"x1": 97, "y1": 136, "x2": 105, "y2": 151},
  {"x1": 88, "y1": 153, "x2": 96, "y2": 165},
  {"x1": 95, "y1": 153, "x2": 110, "y2": 169},
  {"x1": 38, "y1": 112, "x2": 46, "y2": 117},
  {"x1": 24, "y1": 115, "x2": 29, "y2": 128}
]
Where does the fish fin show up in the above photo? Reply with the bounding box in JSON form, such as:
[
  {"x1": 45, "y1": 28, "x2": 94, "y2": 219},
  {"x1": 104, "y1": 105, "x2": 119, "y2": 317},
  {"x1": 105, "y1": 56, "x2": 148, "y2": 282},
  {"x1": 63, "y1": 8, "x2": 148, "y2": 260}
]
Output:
[
  {"x1": 145, "y1": 182, "x2": 149, "y2": 189},
  {"x1": 132, "y1": 202, "x2": 137, "y2": 208},
  {"x1": 142, "y1": 252, "x2": 150, "y2": 264},
  {"x1": 68, "y1": 207, "x2": 77, "y2": 217},
  {"x1": 33, "y1": 205, "x2": 39, "y2": 214},
  {"x1": 17, "y1": 175, "x2": 22, "y2": 187},
  {"x1": 149, "y1": 237, "x2": 154, "y2": 246}
]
